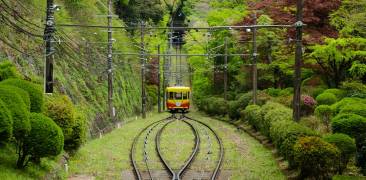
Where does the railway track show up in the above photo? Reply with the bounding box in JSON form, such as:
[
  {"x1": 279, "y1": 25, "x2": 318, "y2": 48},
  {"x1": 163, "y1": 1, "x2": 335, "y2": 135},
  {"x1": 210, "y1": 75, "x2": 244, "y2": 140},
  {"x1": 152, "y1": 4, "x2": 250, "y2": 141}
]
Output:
[{"x1": 130, "y1": 113, "x2": 224, "y2": 180}]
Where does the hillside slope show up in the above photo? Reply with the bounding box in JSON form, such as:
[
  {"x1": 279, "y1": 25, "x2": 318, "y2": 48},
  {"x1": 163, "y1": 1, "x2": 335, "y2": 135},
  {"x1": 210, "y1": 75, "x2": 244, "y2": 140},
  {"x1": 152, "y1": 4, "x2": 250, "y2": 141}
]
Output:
[{"x1": 0, "y1": 0, "x2": 142, "y2": 135}]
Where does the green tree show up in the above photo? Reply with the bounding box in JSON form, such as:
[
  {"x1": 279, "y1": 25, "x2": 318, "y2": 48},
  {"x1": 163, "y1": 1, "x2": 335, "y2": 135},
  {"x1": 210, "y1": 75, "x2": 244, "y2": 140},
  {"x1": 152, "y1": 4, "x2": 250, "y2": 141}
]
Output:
[
  {"x1": 310, "y1": 38, "x2": 366, "y2": 87},
  {"x1": 330, "y1": 0, "x2": 366, "y2": 37},
  {"x1": 115, "y1": 0, "x2": 164, "y2": 25}
]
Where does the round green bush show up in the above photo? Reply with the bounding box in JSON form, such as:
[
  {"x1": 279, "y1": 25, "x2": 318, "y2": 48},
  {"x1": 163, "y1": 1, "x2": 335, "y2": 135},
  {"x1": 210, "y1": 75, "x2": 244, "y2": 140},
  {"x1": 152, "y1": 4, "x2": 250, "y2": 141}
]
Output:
[
  {"x1": 0, "y1": 60, "x2": 21, "y2": 81},
  {"x1": 316, "y1": 92, "x2": 337, "y2": 105},
  {"x1": 311, "y1": 87, "x2": 326, "y2": 99},
  {"x1": 0, "y1": 85, "x2": 30, "y2": 111},
  {"x1": 331, "y1": 114, "x2": 366, "y2": 139},
  {"x1": 294, "y1": 136, "x2": 340, "y2": 179},
  {"x1": 228, "y1": 100, "x2": 241, "y2": 120},
  {"x1": 341, "y1": 81, "x2": 366, "y2": 98},
  {"x1": 266, "y1": 88, "x2": 282, "y2": 97},
  {"x1": 242, "y1": 105, "x2": 261, "y2": 130},
  {"x1": 205, "y1": 97, "x2": 227, "y2": 116},
  {"x1": 0, "y1": 78, "x2": 43, "y2": 112},
  {"x1": 0, "y1": 99, "x2": 12, "y2": 143},
  {"x1": 262, "y1": 106, "x2": 292, "y2": 136},
  {"x1": 315, "y1": 105, "x2": 334, "y2": 129},
  {"x1": 323, "y1": 88, "x2": 345, "y2": 100},
  {"x1": 65, "y1": 111, "x2": 87, "y2": 153},
  {"x1": 323, "y1": 133, "x2": 356, "y2": 174},
  {"x1": 19, "y1": 113, "x2": 63, "y2": 167},
  {"x1": 339, "y1": 104, "x2": 366, "y2": 117},
  {"x1": 331, "y1": 97, "x2": 366, "y2": 114},
  {"x1": 44, "y1": 95, "x2": 75, "y2": 143},
  {"x1": 270, "y1": 120, "x2": 317, "y2": 167},
  {"x1": 0, "y1": 86, "x2": 30, "y2": 140}
]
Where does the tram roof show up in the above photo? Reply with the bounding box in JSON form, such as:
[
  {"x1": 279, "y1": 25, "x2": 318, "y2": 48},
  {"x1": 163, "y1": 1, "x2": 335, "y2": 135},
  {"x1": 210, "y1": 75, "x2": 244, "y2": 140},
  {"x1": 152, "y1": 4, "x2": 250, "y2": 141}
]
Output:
[{"x1": 166, "y1": 86, "x2": 191, "y2": 92}]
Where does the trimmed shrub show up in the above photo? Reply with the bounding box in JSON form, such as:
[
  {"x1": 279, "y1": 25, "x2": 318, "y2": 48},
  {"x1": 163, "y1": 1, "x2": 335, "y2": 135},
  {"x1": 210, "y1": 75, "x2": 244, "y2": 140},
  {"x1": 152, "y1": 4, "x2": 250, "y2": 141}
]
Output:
[
  {"x1": 294, "y1": 136, "x2": 340, "y2": 179},
  {"x1": 0, "y1": 60, "x2": 21, "y2": 81},
  {"x1": 331, "y1": 97, "x2": 366, "y2": 114},
  {"x1": 0, "y1": 99, "x2": 12, "y2": 143},
  {"x1": 323, "y1": 133, "x2": 356, "y2": 174},
  {"x1": 341, "y1": 81, "x2": 366, "y2": 98},
  {"x1": 228, "y1": 100, "x2": 241, "y2": 120},
  {"x1": 0, "y1": 86, "x2": 30, "y2": 140},
  {"x1": 316, "y1": 92, "x2": 337, "y2": 105},
  {"x1": 323, "y1": 88, "x2": 345, "y2": 100},
  {"x1": 331, "y1": 114, "x2": 366, "y2": 139},
  {"x1": 315, "y1": 105, "x2": 334, "y2": 130},
  {"x1": 66, "y1": 111, "x2": 87, "y2": 153},
  {"x1": 206, "y1": 97, "x2": 227, "y2": 116},
  {"x1": 266, "y1": 88, "x2": 281, "y2": 97},
  {"x1": 270, "y1": 120, "x2": 317, "y2": 167},
  {"x1": 251, "y1": 91, "x2": 271, "y2": 106},
  {"x1": 18, "y1": 113, "x2": 64, "y2": 168},
  {"x1": 0, "y1": 78, "x2": 43, "y2": 112},
  {"x1": 260, "y1": 101, "x2": 281, "y2": 118},
  {"x1": 242, "y1": 105, "x2": 261, "y2": 130},
  {"x1": 44, "y1": 95, "x2": 76, "y2": 151},
  {"x1": 299, "y1": 116, "x2": 325, "y2": 133},
  {"x1": 311, "y1": 87, "x2": 326, "y2": 98},
  {"x1": 0, "y1": 85, "x2": 30, "y2": 111},
  {"x1": 237, "y1": 92, "x2": 252, "y2": 107},
  {"x1": 339, "y1": 104, "x2": 366, "y2": 117},
  {"x1": 262, "y1": 106, "x2": 292, "y2": 136}
]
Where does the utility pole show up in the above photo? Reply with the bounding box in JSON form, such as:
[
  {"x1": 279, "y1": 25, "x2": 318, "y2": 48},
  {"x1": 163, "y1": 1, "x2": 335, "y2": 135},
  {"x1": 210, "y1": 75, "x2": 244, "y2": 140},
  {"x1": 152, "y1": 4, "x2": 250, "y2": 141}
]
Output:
[
  {"x1": 252, "y1": 13, "x2": 258, "y2": 105},
  {"x1": 141, "y1": 21, "x2": 147, "y2": 119},
  {"x1": 162, "y1": 53, "x2": 166, "y2": 111},
  {"x1": 107, "y1": 0, "x2": 114, "y2": 120},
  {"x1": 44, "y1": 0, "x2": 56, "y2": 93},
  {"x1": 157, "y1": 45, "x2": 162, "y2": 113},
  {"x1": 224, "y1": 37, "x2": 228, "y2": 101},
  {"x1": 293, "y1": 0, "x2": 304, "y2": 121}
]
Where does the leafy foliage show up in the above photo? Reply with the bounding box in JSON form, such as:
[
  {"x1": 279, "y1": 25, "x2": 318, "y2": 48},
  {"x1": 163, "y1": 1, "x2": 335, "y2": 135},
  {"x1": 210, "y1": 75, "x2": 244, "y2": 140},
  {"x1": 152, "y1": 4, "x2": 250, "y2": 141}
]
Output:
[
  {"x1": 242, "y1": 105, "x2": 261, "y2": 130},
  {"x1": 330, "y1": 0, "x2": 366, "y2": 37},
  {"x1": 316, "y1": 92, "x2": 337, "y2": 105},
  {"x1": 315, "y1": 105, "x2": 334, "y2": 131},
  {"x1": 310, "y1": 38, "x2": 366, "y2": 87},
  {"x1": 0, "y1": 60, "x2": 21, "y2": 81},
  {"x1": 17, "y1": 113, "x2": 64, "y2": 168},
  {"x1": 0, "y1": 86, "x2": 30, "y2": 140},
  {"x1": 0, "y1": 99, "x2": 12, "y2": 143},
  {"x1": 294, "y1": 136, "x2": 340, "y2": 179},
  {"x1": 0, "y1": 78, "x2": 43, "y2": 113},
  {"x1": 323, "y1": 133, "x2": 356, "y2": 174},
  {"x1": 115, "y1": 0, "x2": 164, "y2": 25},
  {"x1": 331, "y1": 114, "x2": 366, "y2": 139},
  {"x1": 44, "y1": 95, "x2": 85, "y2": 152}
]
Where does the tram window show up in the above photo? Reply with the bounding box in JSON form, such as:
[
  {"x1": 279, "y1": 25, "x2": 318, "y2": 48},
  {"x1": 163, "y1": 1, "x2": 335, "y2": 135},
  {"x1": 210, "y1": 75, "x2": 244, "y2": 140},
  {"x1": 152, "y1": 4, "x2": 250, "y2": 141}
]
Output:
[
  {"x1": 169, "y1": 92, "x2": 174, "y2": 99},
  {"x1": 183, "y1": 92, "x2": 188, "y2": 99},
  {"x1": 175, "y1": 92, "x2": 182, "y2": 99}
]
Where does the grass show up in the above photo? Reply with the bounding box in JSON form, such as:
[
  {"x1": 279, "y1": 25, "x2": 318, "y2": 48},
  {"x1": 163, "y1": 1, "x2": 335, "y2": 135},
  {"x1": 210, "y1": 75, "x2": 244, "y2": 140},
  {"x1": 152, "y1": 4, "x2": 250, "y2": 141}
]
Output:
[
  {"x1": 0, "y1": 144, "x2": 64, "y2": 180},
  {"x1": 68, "y1": 110, "x2": 285, "y2": 179}
]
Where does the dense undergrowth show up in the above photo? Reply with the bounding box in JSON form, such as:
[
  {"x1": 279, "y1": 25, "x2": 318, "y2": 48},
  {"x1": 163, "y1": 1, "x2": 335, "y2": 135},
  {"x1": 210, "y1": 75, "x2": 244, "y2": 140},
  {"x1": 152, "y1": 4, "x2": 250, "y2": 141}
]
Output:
[{"x1": 184, "y1": 0, "x2": 366, "y2": 179}]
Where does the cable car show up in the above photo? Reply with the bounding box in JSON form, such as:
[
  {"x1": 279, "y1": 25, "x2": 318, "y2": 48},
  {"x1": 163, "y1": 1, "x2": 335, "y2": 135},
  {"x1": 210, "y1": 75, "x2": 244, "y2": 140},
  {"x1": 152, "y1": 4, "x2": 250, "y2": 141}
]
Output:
[{"x1": 166, "y1": 86, "x2": 191, "y2": 113}]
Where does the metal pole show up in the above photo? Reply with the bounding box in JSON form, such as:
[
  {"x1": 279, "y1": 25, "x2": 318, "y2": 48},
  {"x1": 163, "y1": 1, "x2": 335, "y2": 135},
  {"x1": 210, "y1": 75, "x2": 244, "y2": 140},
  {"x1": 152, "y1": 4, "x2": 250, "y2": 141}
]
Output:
[
  {"x1": 107, "y1": 0, "x2": 114, "y2": 119},
  {"x1": 162, "y1": 53, "x2": 166, "y2": 111},
  {"x1": 252, "y1": 13, "x2": 258, "y2": 105},
  {"x1": 293, "y1": 0, "x2": 304, "y2": 121},
  {"x1": 224, "y1": 37, "x2": 228, "y2": 101},
  {"x1": 44, "y1": 0, "x2": 55, "y2": 93},
  {"x1": 141, "y1": 22, "x2": 147, "y2": 119},
  {"x1": 157, "y1": 45, "x2": 162, "y2": 113}
]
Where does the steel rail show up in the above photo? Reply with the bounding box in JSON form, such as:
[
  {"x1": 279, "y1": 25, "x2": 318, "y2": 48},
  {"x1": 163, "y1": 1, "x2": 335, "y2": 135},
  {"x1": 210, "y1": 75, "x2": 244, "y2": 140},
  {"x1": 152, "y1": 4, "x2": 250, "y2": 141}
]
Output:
[
  {"x1": 155, "y1": 120, "x2": 176, "y2": 179},
  {"x1": 130, "y1": 115, "x2": 174, "y2": 180},
  {"x1": 176, "y1": 119, "x2": 200, "y2": 179},
  {"x1": 183, "y1": 115, "x2": 224, "y2": 180}
]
